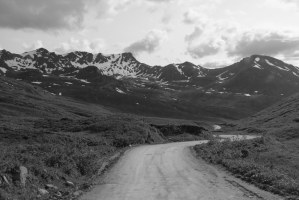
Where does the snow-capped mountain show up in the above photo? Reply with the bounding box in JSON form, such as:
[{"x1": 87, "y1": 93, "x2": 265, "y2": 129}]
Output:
[
  {"x1": 193, "y1": 55, "x2": 299, "y2": 95},
  {"x1": 0, "y1": 48, "x2": 205, "y2": 81},
  {"x1": 1, "y1": 48, "x2": 299, "y2": 97}
]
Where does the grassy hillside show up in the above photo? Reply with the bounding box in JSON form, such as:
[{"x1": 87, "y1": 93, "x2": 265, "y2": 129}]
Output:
[{"x1": 194, "y1": 93, "x2": 299, "y2": 199}]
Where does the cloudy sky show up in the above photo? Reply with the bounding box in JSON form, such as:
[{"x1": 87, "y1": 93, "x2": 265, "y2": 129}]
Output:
[{"x1": 1, "y1": 0, "x2": 299, "y2": 68}]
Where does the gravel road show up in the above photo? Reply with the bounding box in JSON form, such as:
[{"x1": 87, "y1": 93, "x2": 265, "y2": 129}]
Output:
[{"x1": 80, "y1": 137, "x2": 281, "y2": 200}]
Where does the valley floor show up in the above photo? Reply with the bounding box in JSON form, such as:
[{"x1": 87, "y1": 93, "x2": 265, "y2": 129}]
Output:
[{"x1": 79, "y1": 138, "x2": 280, "y2": 200}]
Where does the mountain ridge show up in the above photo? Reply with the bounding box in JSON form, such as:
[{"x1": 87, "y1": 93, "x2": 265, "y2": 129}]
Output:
[
  {"x1": 0, "y1": 48, "x2": 214, "y2": 81},
  {"x1": 1, "y1": 48, "x2": 299, "y2": 81}
]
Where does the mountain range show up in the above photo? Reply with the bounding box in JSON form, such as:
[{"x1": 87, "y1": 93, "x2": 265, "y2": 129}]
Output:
[{"x1": 1, "y1": 48, "x2": 299, "y2": 121}]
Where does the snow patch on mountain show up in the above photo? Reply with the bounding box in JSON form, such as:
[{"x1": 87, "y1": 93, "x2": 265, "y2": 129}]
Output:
[
  {"x1": 174, "y1": 64, "x2": 184, "y2": 75},
  {"x1": 265, "y1": 59, "x2": 290, "y2": 71},
  {"x1": 5, "y1": 58, "x2": 36, "y2": 70},
  {"x1": 292, "y1": 72, "x2": 299, "y2": 77},
  {"x1": 22, "y1": 50, "x2": 37, "y2": 59},
  {"x1": 265, "y1": 59, "x2": 275, "y2": 67},
  {"x1": 0, "y1": 67, "x2": 7, "y2": 73},
  {"x1": 116, "y1": 88, "x2": 126, "y2": 94},
  {"x1": 32, "y1": 81, "x2": 42, "y2": 84},
  {"x1": 79, "y1": 79, "x2": 91, "y2": 84},
  {"x1": 197, "y1": 72, "x2": 205, "y2": 77},
  {"x1": 253, "y1": 64, "x2": 262, "y2": 69},
  {"x1": 252, "y1": 58, "x2": 263, "y2": 69},
  {"x1": 217, "y1": 71, "x2": 229, "y2": 80},
  {"x1": 213, "y1": 125, "x2": 222, "y2": 130}
]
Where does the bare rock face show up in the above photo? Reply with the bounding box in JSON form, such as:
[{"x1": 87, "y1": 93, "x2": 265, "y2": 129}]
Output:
[
  {"x1": 45, "y1": 184, "x2": 58, "y2": 190},
  {"x1": 11, "y1": 166, "x2": 28, "y2": 187},
  {"x1": 19, "y1": 166, "x2": 28, "y2": 187},
  {"x1": 2, "y1": 176, "x2": 9, "y2": 186},
  {"x1": 65, "y1": 181, "x2": 75, "y2": 187},
  {"x1": 38, "y1": 188, "x2": 49, "y2": 195}
]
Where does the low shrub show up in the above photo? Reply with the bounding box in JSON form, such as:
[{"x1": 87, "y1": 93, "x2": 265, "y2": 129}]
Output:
[
  {"x1": 194, "y1": 137, "x2": 299, "y2": 197},
  {"x1": 0, "y1": 115, "x2": 165, "y2": 199}
]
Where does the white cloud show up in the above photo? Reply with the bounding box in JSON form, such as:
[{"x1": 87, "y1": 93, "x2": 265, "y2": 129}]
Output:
[
  {"x1": 104, "y1": 0, "x2": 134, "y2": 16},
  {"x1": 124, "y1": 29, "x2": 168, "y2": 55},
  {"x1": 147, "y1": 0, "x2": 174, "y2": 2},
  {"x1": 185, "y1": 26, "x2": 204, "y2": 42},
  {"x1": 227, "y1": 31, "x2": 299, "y2": 58},
  {"x1": 185, "y1": 24, "x2": 299, "y2": 62},
  {"x1": 183, "y1": 9, "x2": 208, "y2": 24},
  {"x1": 186, "y1": 39, "x2": 225, "y2": 58},
  {"x1": 55, "y1": 38, "x2": 106, "y2": 54},
  {"x1": 184, "y1": 18, "x2": 240, "y2": 59},
  {"x1": 277, "y1": 0, "x2": 299, "y2": 7},
  {"x1": 0, "y1": 0, "x2": 91, "y2": 30},
  {"x1": 96, "y1": 0, "x2": 175, "y2": 19},
  {"x1": 161, "y1": 13, "x2": 172, "y2": 24},
  {"x1": 23, "y1": 40, "x2": 44, "y2": 51}
]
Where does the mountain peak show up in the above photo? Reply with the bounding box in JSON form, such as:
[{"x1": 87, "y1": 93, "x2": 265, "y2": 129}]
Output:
[
  {"x1": 120, "y1": 52, "x2": 137, "y2": 60},
  {"x1": 0, "y1": 49, "x2": 14, "y2": 60},
  {"x1": 36, "y1": 48, "x2": 49, "y2": 54},
  {"x1": 181, "y1": 61, "x2": 194, "y2": 65},
  {"x1": 0, "y1": 49, "x2": 11, "y2": 55},
  {"x1": 121, "y1": 52, "x2": 133, "y2": 56}
]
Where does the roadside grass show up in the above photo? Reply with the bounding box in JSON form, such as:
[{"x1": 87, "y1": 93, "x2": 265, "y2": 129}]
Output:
[
  {"x1": 193, "y1": 137, "x2": 299, "y2": 198},
  {"x1": 0, "y1": 115, "x2": 165, "y2": 200},
  {"x1": 0, "y1": 131, "x2": 112, "y2": 199}
]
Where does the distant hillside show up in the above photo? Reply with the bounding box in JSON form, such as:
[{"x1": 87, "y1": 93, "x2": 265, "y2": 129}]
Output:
[
  {"x1": 0, "y1": 76, "x2": 111, "y2": 119},
  {"x1": 232, "y1": 92, "x2": 299, "y2": 140}
]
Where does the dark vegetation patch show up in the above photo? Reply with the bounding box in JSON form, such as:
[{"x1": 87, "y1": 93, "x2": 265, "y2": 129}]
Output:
[
  {"x1": 152, "y1": 124, "x2": 210, "y2": 141},
  {"x1": 194, "y1": 136, "x2": 299, "y2": 199},
  {"x1": 293, "y1": 118, "x2": 299, "y2": 123},
  {"x1": 34, "y1": 115, "x2": 165, "y2": 146}
]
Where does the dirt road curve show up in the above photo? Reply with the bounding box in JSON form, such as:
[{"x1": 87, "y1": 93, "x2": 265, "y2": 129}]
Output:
[{"x1": 80, "y1": 136, "x2": 281, "y2": 200}]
